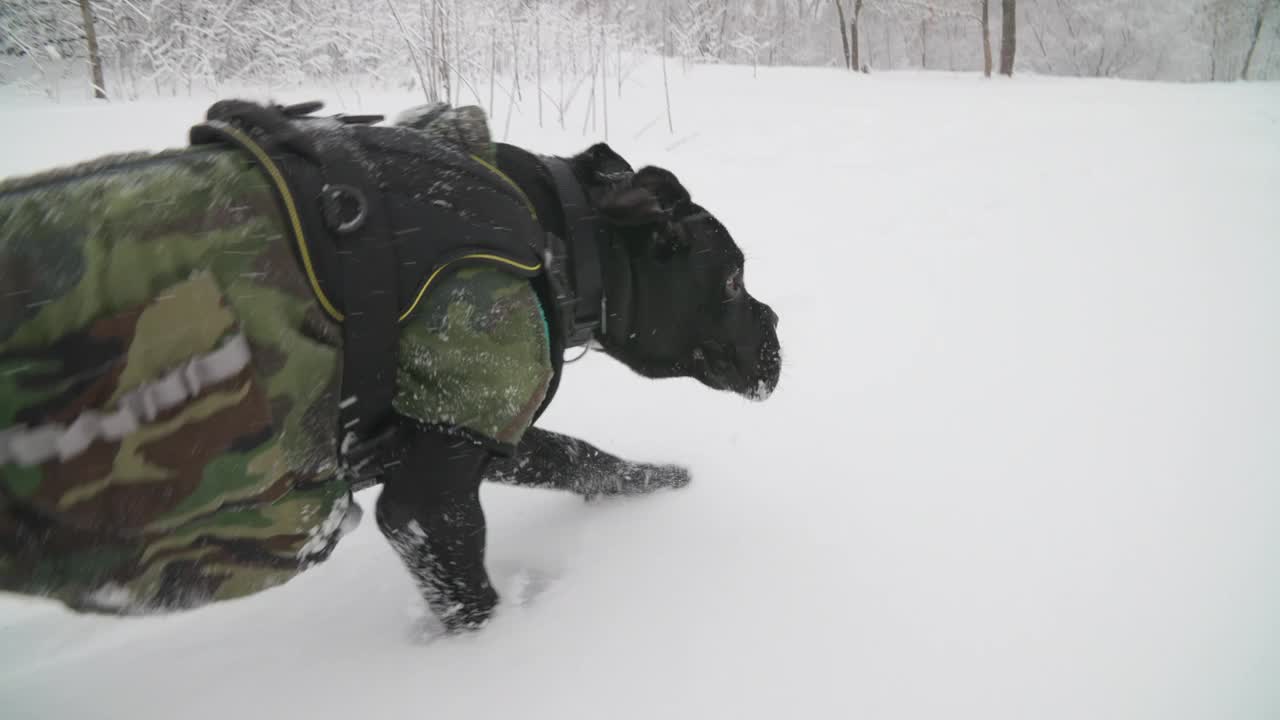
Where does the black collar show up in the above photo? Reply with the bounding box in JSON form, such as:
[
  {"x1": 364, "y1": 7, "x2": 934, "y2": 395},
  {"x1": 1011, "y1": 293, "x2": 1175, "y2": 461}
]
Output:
[
  {"x1": 494, "y1": 143, "x2": 622, "y2": 352},
  {"x1": 539, "y1": 156, "x2": 609, "y2": 348}
]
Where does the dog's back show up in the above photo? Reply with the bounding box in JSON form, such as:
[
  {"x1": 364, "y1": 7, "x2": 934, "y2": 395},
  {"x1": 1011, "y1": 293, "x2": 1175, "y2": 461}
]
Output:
[
  {"x1": 0, "y1": 148, "x2": 357, "y2": 612},
  {"x1": 0, "y1": 107, "x2": 557, "y2": 614}
]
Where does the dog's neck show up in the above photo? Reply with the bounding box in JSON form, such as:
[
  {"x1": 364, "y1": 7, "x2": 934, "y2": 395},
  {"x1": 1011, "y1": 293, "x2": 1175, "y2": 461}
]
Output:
[{"x1": 494, "y1": 143, "x2": 633, "y2": 351}]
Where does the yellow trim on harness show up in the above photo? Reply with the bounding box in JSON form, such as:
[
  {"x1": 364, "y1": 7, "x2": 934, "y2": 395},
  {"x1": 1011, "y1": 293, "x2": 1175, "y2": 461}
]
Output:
[
  {"x1": 395, "y1": 158, "x2": 543, "y2": 321},
  {"x1": 215, "y1": 123, "x2": 346, "y2": 323},
  {"x1": 470, "y1": 154, "x2": 539, "y2": 221},
  {"x1": 399, "y1": 254, "x2": 543, "y2": 323},
  {"x1": 217, "y1": 123, "x2": 543, "y2": 326}
]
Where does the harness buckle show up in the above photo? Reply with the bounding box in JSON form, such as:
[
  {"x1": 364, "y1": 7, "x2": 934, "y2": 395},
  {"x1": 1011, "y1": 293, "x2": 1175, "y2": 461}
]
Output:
[
  {"x1": 543, "y1": 234, "x2": 599, "y2": 348},
  {"x1": 338, "y1": 423, "x2": 402, "y2": 485}
]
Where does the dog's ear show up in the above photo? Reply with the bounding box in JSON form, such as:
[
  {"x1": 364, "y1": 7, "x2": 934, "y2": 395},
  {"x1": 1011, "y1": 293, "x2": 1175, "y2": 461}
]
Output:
[
  {"x1": 573, "y1": 143, "x2": 635, "y2": 185},
  {"x1": 598, "y1": 186, "x2": 666, "y2": 226},
  {"x1": 596, "y1": 165, "x2": 693, "y2": 228},
  {"x1": 632, "y1": 167, "x2": 691, "y2": 214},
  {"x1": 597, "y1": 193, "x2": 690, "y2": 262},
  {"x1": 597, "y1": 166, "x2": 696, "y2": 259}
]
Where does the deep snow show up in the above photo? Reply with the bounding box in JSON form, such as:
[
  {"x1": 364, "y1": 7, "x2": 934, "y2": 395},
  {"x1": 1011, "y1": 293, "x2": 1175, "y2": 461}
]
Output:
[{"x1": 1, "y1": 65, "x2": 1278, "y2": 720}]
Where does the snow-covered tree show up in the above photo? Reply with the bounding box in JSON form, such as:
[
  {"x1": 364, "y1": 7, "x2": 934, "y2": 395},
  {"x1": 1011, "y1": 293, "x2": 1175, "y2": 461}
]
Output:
[{"x1": 2, "y1": 0, "x2": 1275, "y2": 100}]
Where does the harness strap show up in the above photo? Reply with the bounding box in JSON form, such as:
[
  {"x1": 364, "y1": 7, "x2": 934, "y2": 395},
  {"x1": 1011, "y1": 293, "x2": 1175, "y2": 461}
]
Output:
[
  {"x1": 542, "y1": 157, "x2": 606, "y2": 348},
  {"x1": 190, "y1": 114, "x2": 399, "y2": 478},
  {"x1": 324, "y1": 157, "x2": 401, "y2": 463}
]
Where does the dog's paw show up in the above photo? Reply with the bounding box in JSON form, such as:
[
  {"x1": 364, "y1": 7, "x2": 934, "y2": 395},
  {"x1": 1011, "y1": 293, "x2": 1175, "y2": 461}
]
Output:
[
  {"x1": 643, "y1": 464, "x2": 692, "y2": 491},
  {"x1": 582, "y1": 463, "x2": 692, "y2": 502}
]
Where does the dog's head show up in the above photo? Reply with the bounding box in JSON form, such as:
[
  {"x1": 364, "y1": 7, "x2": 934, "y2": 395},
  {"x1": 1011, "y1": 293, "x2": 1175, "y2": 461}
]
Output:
[{"x1": 573, "y1": 145, "x2": 782, "y2": 401}]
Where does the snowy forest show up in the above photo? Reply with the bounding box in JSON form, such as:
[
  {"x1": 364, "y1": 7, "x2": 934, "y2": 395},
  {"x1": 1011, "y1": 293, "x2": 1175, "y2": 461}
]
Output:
[
  {"x1": 2, "y1": 1, "x2": 1278, "y2": 102},
  {"x1": 2, "y1": 1, "x2": 1279, "y2": 717}
]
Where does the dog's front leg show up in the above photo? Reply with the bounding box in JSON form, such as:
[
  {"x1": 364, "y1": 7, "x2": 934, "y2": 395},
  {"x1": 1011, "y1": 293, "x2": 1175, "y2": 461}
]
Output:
[
  {"x1": 376, "y1": 423, "x2": 498, "y2": 633},
  {"x1": 485, "y1": 427, "x2": 691, "y2": 499}
]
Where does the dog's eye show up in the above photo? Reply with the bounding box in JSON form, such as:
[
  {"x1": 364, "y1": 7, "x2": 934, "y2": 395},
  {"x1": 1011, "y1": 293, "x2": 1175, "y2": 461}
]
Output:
[{"x1": 725, "y1": 269, "x2": 744, "y2": 300}]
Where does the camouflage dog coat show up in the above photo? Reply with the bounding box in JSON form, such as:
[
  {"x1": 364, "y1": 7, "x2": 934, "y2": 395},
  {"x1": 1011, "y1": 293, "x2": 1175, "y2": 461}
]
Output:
[{"x1": 0, "y1": 106, "x2": 553, "y2": 612}]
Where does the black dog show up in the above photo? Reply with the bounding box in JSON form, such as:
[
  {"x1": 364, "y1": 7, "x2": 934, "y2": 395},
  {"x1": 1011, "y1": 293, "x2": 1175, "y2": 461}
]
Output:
[
  {"x1": 374, "y1": 142, "x2": 782, "y2": 632},
  {"x1": 0, "y1": 101, "x2": 778, "y2": 626}
]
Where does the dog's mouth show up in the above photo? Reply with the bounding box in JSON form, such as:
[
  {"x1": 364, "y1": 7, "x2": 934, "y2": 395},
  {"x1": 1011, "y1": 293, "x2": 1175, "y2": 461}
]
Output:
[{"x1": 693, "y1": 339, "x2": 781, "y2": 401}]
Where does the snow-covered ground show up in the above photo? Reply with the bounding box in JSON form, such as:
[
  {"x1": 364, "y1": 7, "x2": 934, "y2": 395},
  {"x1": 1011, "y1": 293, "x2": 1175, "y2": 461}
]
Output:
[{"x1": 2, "y1": 65, "x2": 1279, "y2": 719}]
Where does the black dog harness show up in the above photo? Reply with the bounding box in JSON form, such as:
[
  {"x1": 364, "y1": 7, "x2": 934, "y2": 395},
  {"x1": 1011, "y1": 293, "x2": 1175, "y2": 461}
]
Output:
[{"x1": 190, "y1": 102, "x2": 608, "y2": 478}]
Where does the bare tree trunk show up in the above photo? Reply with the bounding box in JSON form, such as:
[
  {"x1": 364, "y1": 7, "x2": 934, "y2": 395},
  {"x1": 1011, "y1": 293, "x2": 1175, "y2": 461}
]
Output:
[
  {"x1": 584, "y1": 6, "x2": 597, "y2": 135},
  {"x1": 601, "y1": 0, "x2": 608, "y2": 140},
  {"x1": 436, "y1": 0, "x2": 452, "y2": 103},
  {"x1": 662, "y1": 0, "x2": 674, "y2": 132},
  {"x1": 999, "y1": 0, "x2": 1016, "y2": 76},
  {"x1": 456, "y1": 3, "x2": 472, "y2": 104},
  {"x1": 852, "y1": 0, "x2": 864, "y2": 71},
  {"x1": 946, "y1": 19, "x2": 957, "y2": 70},
  {"x1": 387, "y1": 0, "x2": 432, "y2": 103},
  {"x1": 921, "y1": 18, "x2": 928, "y2": 68},
  {"x1": 489, "y1": 22, "x2": 497, "y2": 114},
  {"x1": 534, "y1": 2, "x2": 543, "y2": 127},
  {"x1": 1210, "y1": 40, "x2": 1218, "y2": 82},
  {"x1": 179, "y1": 0, "x2": 190, "y2": 95},
  {"x1": 982, "y1": 0, "x2": 993, "y2": 77},
  {"x1": 773, "y1": 0, "x2": 786, "y2": 66},
  {"x1": 558, "y1": 17, "x2": 566, "y2": 129},
  {"x1": 1242, "y1": 1, "x2": 1273, "y2": 80},
  {"x1": 718, "y1": 0, "x2": 731, "y2": 60},
  {"x1": 616, "y1": 2, "x2": 624, "y2": 96},
  {"x1": 420, "y1": 0, "x2": 438, "y2": 103},
  {"x1": 78, "y1": 0, "x2": 106, "y2": 99},
  {"x1": 509, "y1": 2, "x2": 522, "y2": 101},
  {"x1": 835, "y1": 1, "x2": 851, "y2": 69}
]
